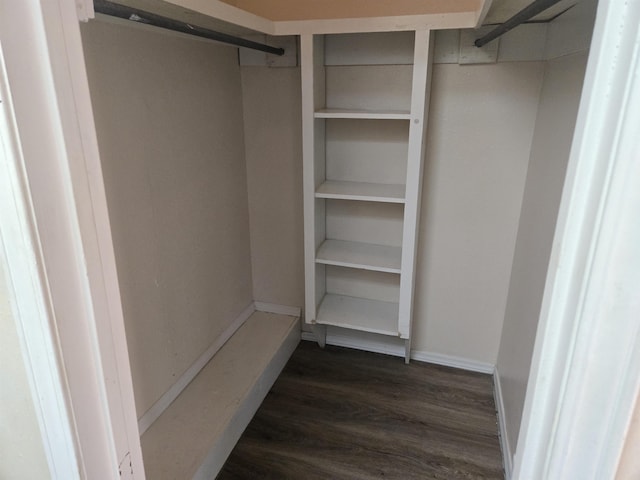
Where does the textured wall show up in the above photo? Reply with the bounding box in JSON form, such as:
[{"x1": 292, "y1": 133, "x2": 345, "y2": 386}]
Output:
[
  {"x1": 413, "y1": 61, "x2": 544, "y2": 363},
  {"x1": 496, "y1": 51, "x2": 589, "y2": 459},
  {"x1": 240, "y1": 66, "x2": 305, "y2": 308},
  {"x1": 495, "y1": 0, "x2": 595, "y2": 460},
  {"x1": 82, "y1": 18, "x2": 253, "y2": 416}
]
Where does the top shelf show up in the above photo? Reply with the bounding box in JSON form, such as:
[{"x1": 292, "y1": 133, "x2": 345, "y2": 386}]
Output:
[
  {"x1": 314, "y1": 109, "x2": 411, "y2": 120},
  {"x1": 324, "y1": 32, "x2": 415, "y2": 67}
]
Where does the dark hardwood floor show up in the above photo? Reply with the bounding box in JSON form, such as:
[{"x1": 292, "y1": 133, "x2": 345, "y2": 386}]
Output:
[{"x1": 218, "y1": 341, "x2": 503, "y2": 480}]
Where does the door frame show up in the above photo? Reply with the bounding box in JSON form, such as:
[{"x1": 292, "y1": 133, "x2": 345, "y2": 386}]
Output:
[
  {"x1": 0, "y1": 0, "x2": 143, "y2": 478},
  {"x1": 0, "y1": 42, "x2": 82, "y2": 480}
]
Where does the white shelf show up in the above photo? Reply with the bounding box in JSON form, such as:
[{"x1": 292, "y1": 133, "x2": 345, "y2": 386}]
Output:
[
  {"x1": 314, "y1": 108, "x2": 411, "y2": 120},
  {"x1": 141, "y1": 312, "x2": 300, "y2": 479},
  {"x1": 316, "y1": 180, "x2": 405, "y2": 203},
  {"x1": 316, "y1": 294, "x2": 399, "y2": 336},
  {"x1": 316, "y1": 239, "x2": 402, "y2": 273}
]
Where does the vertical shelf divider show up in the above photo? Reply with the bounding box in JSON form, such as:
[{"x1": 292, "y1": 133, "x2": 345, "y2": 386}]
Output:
[
  {"x1": 398, "y1": 31, "x2": 434, "y2": 362},
  {"x1": 301, "y1": 34, "x2": 324, "y2": 324}
]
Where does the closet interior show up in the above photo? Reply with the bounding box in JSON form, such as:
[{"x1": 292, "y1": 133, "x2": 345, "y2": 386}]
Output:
[{"x1": 77, "y1": 0, "x2": 597, "y2": 477}]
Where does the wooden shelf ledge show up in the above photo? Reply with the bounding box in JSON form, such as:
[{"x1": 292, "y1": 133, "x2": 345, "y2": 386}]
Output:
[
  {"x1": 314, "y1": 108, "x2": 411, "y2": 120},
  {"x1": 315, "y1": 180, "x2": 406, "y2": 203},
  {"x1": 316, "y1": 294, "x2": 399, "y2": 336},
  {"x1": 141, "y1": 311, "x2": 300, "y2": 480},
  {"x1": 316, "y1": 239, "x2": 402, "y2": 273}
]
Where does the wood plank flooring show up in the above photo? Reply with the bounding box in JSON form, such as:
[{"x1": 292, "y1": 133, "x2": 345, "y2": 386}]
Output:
[{"x1": 217, "y1": 341, "x2": 503, "y2": 480}]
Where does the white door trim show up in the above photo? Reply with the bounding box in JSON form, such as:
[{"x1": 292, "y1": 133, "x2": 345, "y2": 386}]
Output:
[
  {"x1": 0, "y1": 0, "x2": 143, "y2": 478},
  {"x1": 0, "y1": 44, "x2": 81, "y2": 480},
  {"x1": 514, "y1": 0, "x2": 640, "y2": 478}
]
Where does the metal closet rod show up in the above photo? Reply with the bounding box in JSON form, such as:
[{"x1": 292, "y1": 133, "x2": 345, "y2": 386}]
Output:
[
  {"x1": 475, "y1": 0, "x2": 564, "y2": 47},
  {"x1": 93, "y1": 0, "x2": 285, "y2": 56}
]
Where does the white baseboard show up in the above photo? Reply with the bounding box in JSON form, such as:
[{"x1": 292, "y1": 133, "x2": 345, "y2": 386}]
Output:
[
  {"x1": 301, "y1": 329, "x2": 405, "y2": 358},
  {"x1": 411, "y1": 350, "x2": 494, "y2": 374},
  {"x1": 137, "y1": 302, "x2": 256, "y2": 435},
  {"x1": 301, "y1": 331, "x2": 316, "y2": 342},
  {"x1": 301, "y1": 328, "x2": 494, "y2": 374},
  {"x1": 494, "y1": 366, "x2": 513, "y2": 479},
  {"x1": 254, "y1": 301, "x2": 301, "y2": 318}
]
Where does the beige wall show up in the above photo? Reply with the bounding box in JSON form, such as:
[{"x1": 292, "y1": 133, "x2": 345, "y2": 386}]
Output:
[
  {"x1": 0, "y1": 261, "x2": 50, "y2": 479},
  {"x1": 240, "y1": 66, "x2": 305, "y2": 308},
  {"x1": 495, "y1": 0, "x2": 595, "y2": 459},
  {"x1": 413, "y1": 61, "x2": 544, "y2": 363},
  {"x1": 81, "y1": 19, "x2": 253, "y2": 416},
  {"x1": 496, "y1": 51, "x2": 588, "y2": 457}
]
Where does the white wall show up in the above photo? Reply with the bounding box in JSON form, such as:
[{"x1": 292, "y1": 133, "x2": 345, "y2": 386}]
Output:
[
  {"x1": 81, "y1": 18, "x2": 254, "y2": 416},
  {"x1": 495, "y1": 0, "x2": 596, "y2": 461},
  {"x1": 0, "y1": 261, "x2": 50, "y2": 479},
  {"x1": 240, "y1": 66, "x2": 305, "y2": 308},
  {"x1": 412, "y1": 61, "x2": 544, "y2": 363}
]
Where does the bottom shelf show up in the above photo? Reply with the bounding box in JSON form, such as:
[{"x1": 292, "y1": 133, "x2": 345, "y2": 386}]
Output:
[
  {"x1": 315, "y1": 294, "x2": 399, "y2": 337},
  {"x1": 141, "y1": 312, "x2": 300, "y2": 479}
]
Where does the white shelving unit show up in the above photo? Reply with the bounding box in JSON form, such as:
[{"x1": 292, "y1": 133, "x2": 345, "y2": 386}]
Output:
[{"x1": 302, "y1": 30, "x2": 433, "y2": 362}]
